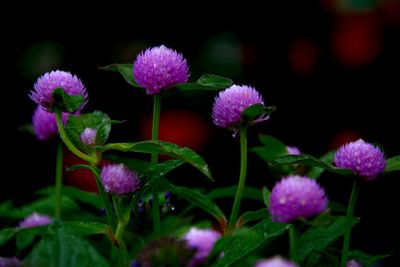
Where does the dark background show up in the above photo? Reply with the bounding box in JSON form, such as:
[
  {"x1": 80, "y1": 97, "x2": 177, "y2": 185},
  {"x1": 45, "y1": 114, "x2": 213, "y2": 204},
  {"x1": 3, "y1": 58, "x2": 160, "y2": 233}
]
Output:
[{"x1": 2, "y1": 1, "x2": 399, "y2": 265}]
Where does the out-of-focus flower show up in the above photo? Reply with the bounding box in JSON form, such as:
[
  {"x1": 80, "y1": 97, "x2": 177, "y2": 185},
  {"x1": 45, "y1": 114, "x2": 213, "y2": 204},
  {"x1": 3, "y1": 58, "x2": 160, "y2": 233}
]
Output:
[
  {"x1": 254, "y1": 256, "x2": 298, "y2": 267},
  {"x1": 32, "y1": 106, "x2": 68, "y2": 140},
  {"x1": 19, "y1": 212, "x2": 52, "y2": 228}
]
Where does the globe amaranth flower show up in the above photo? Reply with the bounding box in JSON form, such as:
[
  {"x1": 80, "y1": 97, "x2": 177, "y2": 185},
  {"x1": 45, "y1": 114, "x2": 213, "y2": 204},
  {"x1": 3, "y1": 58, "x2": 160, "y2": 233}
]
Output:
[
  {"x1": 334, "y1": 139, "x2": 386, "y2": 180},
  {"x1": 30, "y1": 70, "x2": 88, "y2": 111},
  {"x1": 212, "y1": 85, "x2": 266, "y2": 129},
  {"x1": 286, "y1": 146, "x2": 301, "y2": 155},
  {"x1": 133, "y1": 45, "x2": 189, "y2": 94},
  {"x1": 80, "y1": 128, "x2": 97, "y2": 146},
  {"x1": 269, "y1": 175, "x2": 328, "y2": 223},
  {"x1": 347, "y1": 260, "x2": 363, "y2": 267},
  {"x1": 19, "y1": 212, "x2": 52, "y2": 228},
  {"x1": 183, "y1": 227, "x2": 221, "y2": 266},
  {"x1": 100, "y1": 164, "x2": 140, "y2": 195},
  {"x1": 254, "y1": 256, "x2": 298, "y2": 267},
  {"x1": 32, "y1": 106, "x2": 69, "y2": 140},
  {"x1": 0, "y1": 257, "x2": 21, "y2": 267}
]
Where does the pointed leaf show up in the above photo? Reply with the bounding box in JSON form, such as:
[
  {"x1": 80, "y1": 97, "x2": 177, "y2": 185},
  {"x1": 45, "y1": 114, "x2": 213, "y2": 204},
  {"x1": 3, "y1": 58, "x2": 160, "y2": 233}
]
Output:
[
  {"x1": 99, "y1": 63, "x2": 140, "y2": 87},
  {"x1": 100, "y1": 141, "x2": 213, "y2": 180},
  {"x1": 206, "y1": 186, "x2": 263, "y2": 201},
  {"x1": 298, "y1": 216, "x2": 359, "y2": 264},
  {"x1": 241, "y1": 104, "x2": 275, "y2": 124},
  {"x1": 251, "y1": 134, "x2": 288, "y2": 162},
  {"x1": 65, "y1": 111, "x2": 113, "y2": 152},
  {"x1": 52, "y1": 87, "x2": 84, "y2": 113},
  {"x1": 0, "y1": 228, "x2": 16, "y2": 247},
  {"x1": 272, "y1": 154, "x2": 353, "y2": 176},
  {"x1": 197, "y1": 74, "x2": 233, "y2": 88},
  {"x1": 211, "y1": 217, "x2": 290, "y2": 267},
  {"x1": 262, "y1": 187, "x2": 270, "y2": 207},
  {"x1": 307, "y1": 150, "x2": 336, "y2": 179},
  {"x1": 27, "y1": 221, "x2": 110, "y2": 267},
  {"x1": 65, "y1": 221, "x2": 110, "y2": 236},
  {"x1": 384, "y1": 155, "x2": 400, "y2": 173},
  {"x1": 163, "y1": 180, "x2": 226, "y2": 225},
  {"x1": 348, "y1": 250, "x2": 391, "y2": 266},
  {"x1": 237, "y1": 209, "x2": 269, "y2": 226}
]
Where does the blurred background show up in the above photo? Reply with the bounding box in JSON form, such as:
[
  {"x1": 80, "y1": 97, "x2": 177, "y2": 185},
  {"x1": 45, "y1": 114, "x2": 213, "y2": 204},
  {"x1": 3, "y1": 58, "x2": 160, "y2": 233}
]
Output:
[{"x1": 2, "y1": 0, "x2": 399, "y2": 265}]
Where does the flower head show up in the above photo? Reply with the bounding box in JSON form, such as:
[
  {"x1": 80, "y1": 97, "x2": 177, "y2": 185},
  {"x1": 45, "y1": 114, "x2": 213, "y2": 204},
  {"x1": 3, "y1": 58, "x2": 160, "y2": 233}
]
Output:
[
  {"x1": 269, "y1": 175, "x2": 328, "y2": 223},
  {"x1": 0, "y1": 257, "x2": 21, "y2": 267},
  {"x1": 254, "y1": 256, "x2": 298, "y2": 267},
  {"x1": 100, "y1": 164, "x2": 140, "y2": 195},
  {"x1": 19, "y1": 212, "x2": 52, "y2": 228},
  {"x1": 212, "y1": 85, "x2": 266, "y2": 129},
  {"x1": 32, "y1": 106, "x2": 68, "y2": 140},
  {"x1": 80, "y1": 128, "x2": 97, "y2": 146},
  {"x1": 133, "y1": 45, "x2": 189, "y2": 94},
  {"x1": 347, "y1": 260, "x2": 363, "y2": 267},
  {"x1": 334, "y1": 139, "x2": 386, "y2": 180},
  {"x1": 286, "y1": 146, "x2": 301, "y2": 155},
  {"x1": 30, "y1": 70, "x2": 88, "y2": 111},
  {"x1": 183, "y1": 227, "x2": 221, "y2": 266}
]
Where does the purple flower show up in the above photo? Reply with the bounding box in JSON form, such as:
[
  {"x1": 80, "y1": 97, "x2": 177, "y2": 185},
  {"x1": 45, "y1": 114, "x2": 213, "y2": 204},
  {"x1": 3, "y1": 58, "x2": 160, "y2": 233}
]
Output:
[
  {"x1": 100, "y1": 164, "x2": 140, "y2": 195},
  {"x1": 32, "y1": 106, "x2": 69, "y2": 140},
  {"x1": 30, "y1": 70, "x2": 88, "y2": 111},
  {"x1": 183, "y1": 227, "x2": 221, "y2": 266},
  {"x1": 80, "y1": 128, "x2": 97, "y2": 146},
  {"x1": 286, "y1": 146, "x2": 301, "y2": 155},
  {"x1": 254, "y1": 256, "x2": 298, "y2": 267},
  {"x1": 334, "y1": 139, "x2": 386, "y2": 180},
  {"x1": 133, "y1": 45, "x2": 189, "y2": 94},
  {"x1": 19, "y1": 212, "x2": 52, "y2": 228},
  {"x1": 269, "y1": 175, "x2": 328, "y2": 223},
  {"x1": 347, "y1": 260, "x2": 363, "y2": 267},
  {"x1": 212, "y1": 85, "x2": 266, "y2": 129},
  {"x1": 0, "y1": 257, "x2": 21, "y2": 267}
]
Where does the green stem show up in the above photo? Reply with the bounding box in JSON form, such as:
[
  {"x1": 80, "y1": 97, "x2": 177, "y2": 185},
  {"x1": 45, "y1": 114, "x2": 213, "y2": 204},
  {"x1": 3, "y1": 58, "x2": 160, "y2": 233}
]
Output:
[
  {"x1": 289, "y1": 224, "x2": 299, "y2": 264},
  {"x1": 151, "y1": 94, "x2": 162, "y2": 235},
  {"x1": 54, "y1": 108, "x2": 96, "y2": 165},
  {"x1": 92, "y1": 166, "x2": 117, "y2": 230},
  {"x1": 113, "y1": 195, "x2": 130, "y2": 267},
  {"x1": 341, "y1": 179, "x2": 360, "y2": 267},
  {"x1": 229, "y1": 127, "x2": 248, "y2": 228},
  {"x1": 54, "y1": 141, "x2": 63, "y2": 219}
]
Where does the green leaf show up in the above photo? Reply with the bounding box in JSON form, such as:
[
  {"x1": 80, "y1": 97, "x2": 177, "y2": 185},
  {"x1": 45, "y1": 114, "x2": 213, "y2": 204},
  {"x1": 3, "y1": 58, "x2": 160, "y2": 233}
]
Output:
[
  {"x1": 65, "y1": 221, "x2": 110, "y2": 236},
  {"x1": 99, "y1": 63, "x2": 140, "y2": 87},
  {"x1": 348, "y1": 250, "x2": 390, "y2": 266},
  {"x1": 16, "y1": 226, "x2": 48, "y2": 250},
  {"x1": 272, "y1": 154, "x2": 353, "y2": 176},
  {"x1": 237, "y1": 209, "x2": 269, "y2": 226},
  {"x1": 307, "y1": 150, "x2": 336, "y2": 179},
  {"x1": 251, "y1": 134, "x2": 288, "y2": 162},
  {"x1": 210, "y1": 217, "x2": 290, "y2": 267},
  {"x1": 175, "y1": 74, "x2": 233, "y2": 91},
  {"x1": 262, "y1": 186, "x2": 270, "y2": 207},
  {"x1": 206, "y1": 186, "x2": 263, "y2": 201},
  {"x1": 197, "y1": 74, "x2": 233, "y2": 88},
  {"x1": 163, "y1": 180, "x2": 226, "y2": 225},
  {"x1": 241, "y1": 104, "x2": 275, "y2": 125},
  {"x1": 100, "y1": 141, "x2": 213, "y2": 180},
  {"x1": 27, "y1": 221, "x2": 110, "y2": 267},
  {"x1": 0, "y1": 228, "x2": 16, "y2": 247},
  {"x1": 52, "y1": 87, "x2": 85, "y2": 113},
  {"x1": 104, "y1": 154, "x2": 151, "y2": 175},
  {"x1": 36, "y1": 186, "x2": 102, "y2": 210},
  {"x1": 298, "y1": 216, "x2": 359, "y2": 264},
  {"x1": 65, "y1": 111, "x2": 112, "y2": 152},
  {"x1": 384, "y1": 155, "x2": 400, "y2": 173}
]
